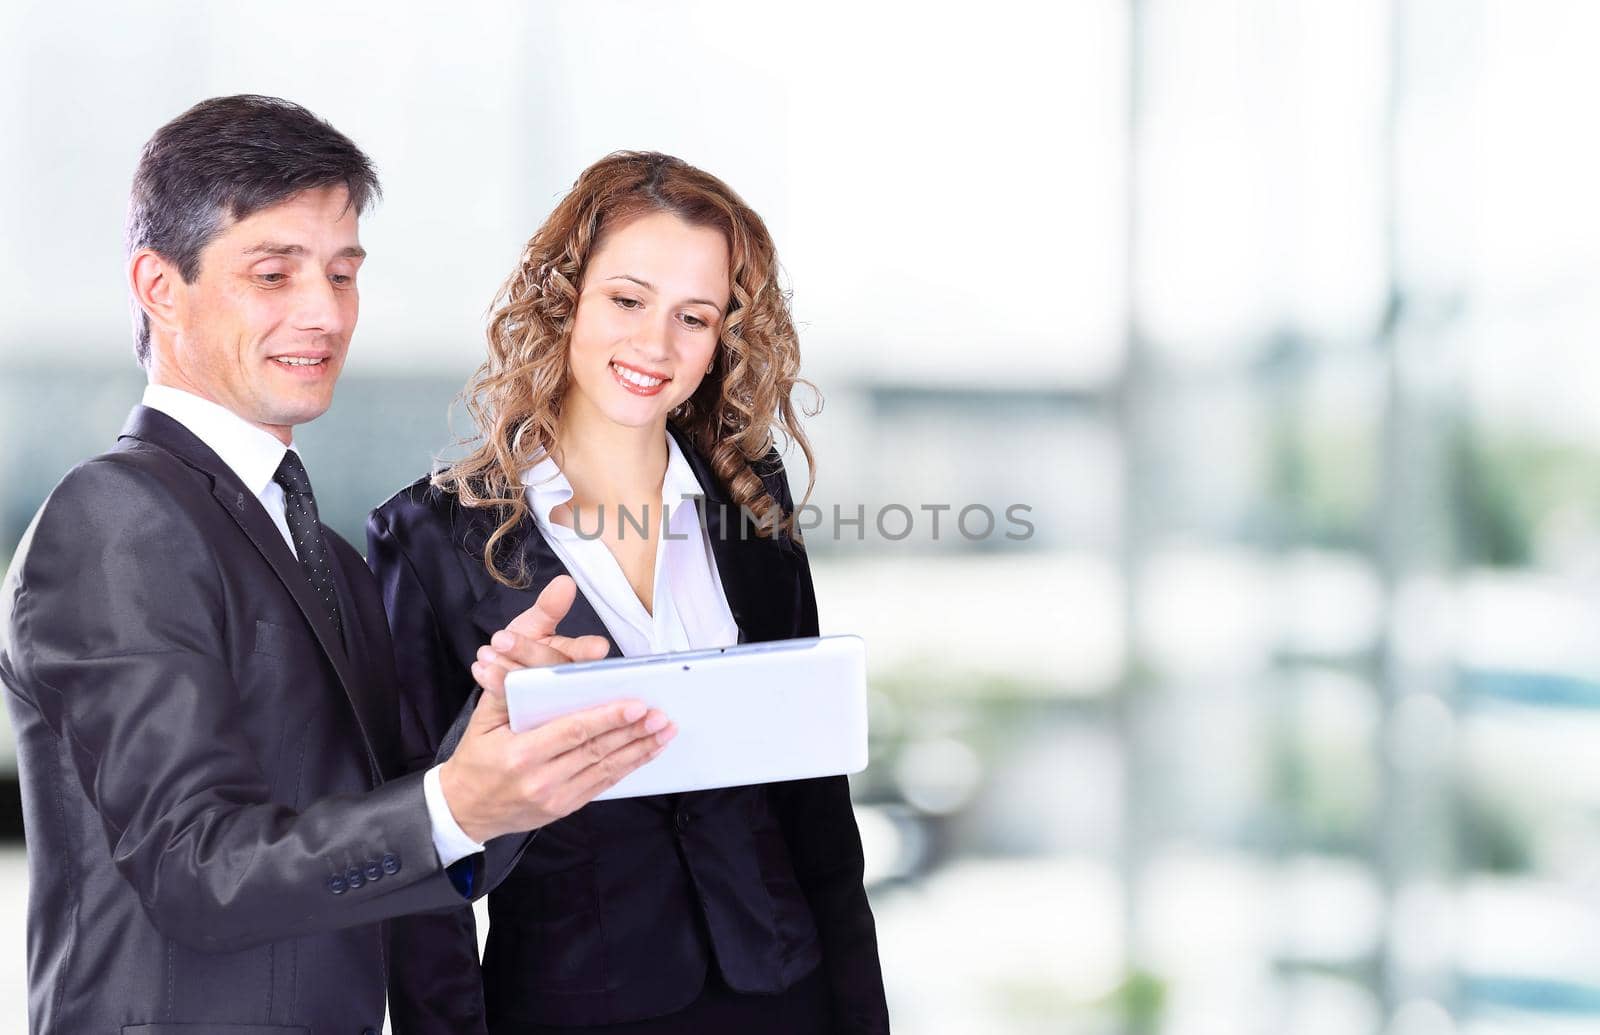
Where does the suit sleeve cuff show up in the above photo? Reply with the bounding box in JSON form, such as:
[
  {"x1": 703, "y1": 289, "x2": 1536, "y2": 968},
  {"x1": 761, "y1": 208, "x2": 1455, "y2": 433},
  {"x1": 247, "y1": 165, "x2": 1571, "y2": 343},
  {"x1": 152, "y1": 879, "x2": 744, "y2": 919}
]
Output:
[{"x1": 424, "y1": 764, "x2": 486, "y2": 868}]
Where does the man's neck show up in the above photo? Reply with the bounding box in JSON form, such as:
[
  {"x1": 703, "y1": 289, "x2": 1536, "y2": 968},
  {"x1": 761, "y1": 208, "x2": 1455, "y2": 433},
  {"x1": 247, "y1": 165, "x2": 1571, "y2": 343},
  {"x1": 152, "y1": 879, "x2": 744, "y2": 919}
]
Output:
[{"x1": 147, "y1": 369, "x2": 293, "y2": 446}]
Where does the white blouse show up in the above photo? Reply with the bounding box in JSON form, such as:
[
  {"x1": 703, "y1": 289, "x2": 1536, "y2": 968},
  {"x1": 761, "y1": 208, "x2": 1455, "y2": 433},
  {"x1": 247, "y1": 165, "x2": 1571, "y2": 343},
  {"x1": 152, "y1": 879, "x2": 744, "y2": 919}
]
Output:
[{"x1": 522, "y1": 432, "x2": 741, "y2": 656}]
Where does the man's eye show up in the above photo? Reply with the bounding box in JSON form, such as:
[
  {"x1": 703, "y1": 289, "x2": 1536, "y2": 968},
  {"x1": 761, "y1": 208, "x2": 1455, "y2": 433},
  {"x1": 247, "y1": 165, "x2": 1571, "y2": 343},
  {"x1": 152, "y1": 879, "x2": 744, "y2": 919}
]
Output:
[
  {"x1": 258, "y1": 273, "x2": 287, "y2": 284},
  {"x1": 330, "y1": 274, "x2": 353, "y2": 286},
  {"x1": 612, "y1": 296, "x2": 642, "y2": 310}
]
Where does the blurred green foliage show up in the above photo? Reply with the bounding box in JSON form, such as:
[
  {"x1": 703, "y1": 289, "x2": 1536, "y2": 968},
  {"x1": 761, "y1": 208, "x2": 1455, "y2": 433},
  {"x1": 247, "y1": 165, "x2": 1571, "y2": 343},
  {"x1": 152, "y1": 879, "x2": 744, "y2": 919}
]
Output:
[
  {"x1": 1450, "y1": 428, "x2": 1600, "y2": 568},
  {"x1": 1115, "y1": 969, "x2": 1167, "y2": 1034},
  {"x1": 1266, "y1": 413, "x2": 1379, "y2": 553}
]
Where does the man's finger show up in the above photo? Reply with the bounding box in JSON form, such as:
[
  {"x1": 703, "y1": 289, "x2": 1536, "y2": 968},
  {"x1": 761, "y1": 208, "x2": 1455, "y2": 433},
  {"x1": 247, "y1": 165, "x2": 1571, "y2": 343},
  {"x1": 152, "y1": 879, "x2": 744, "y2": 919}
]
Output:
[
  {"x1": 503, "y1": 575, "x2": 579, "y2": 642},
  {"x1": 521, "y1": 699, "x2": 650, "y2": 763},
  {"x1": 468, "y1": 662, "x2": 512, "y2": 732},
  {"x1": 476, "y1": 644, "x2": 518, "y2": 674},
  {"x1": 544, "y1": 710, "x2": 670, "y2": 779},
  {"x1": 564, "y1": 723, "x2": 676, "y2": 806}
]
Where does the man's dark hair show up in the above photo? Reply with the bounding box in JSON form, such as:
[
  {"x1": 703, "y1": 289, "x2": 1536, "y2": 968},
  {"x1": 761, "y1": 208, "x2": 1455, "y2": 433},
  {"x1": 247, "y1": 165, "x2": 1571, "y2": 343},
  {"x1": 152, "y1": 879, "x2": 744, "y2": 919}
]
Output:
[{"x1": 125, "y1": 94, "x2": 381, "y2": 365}]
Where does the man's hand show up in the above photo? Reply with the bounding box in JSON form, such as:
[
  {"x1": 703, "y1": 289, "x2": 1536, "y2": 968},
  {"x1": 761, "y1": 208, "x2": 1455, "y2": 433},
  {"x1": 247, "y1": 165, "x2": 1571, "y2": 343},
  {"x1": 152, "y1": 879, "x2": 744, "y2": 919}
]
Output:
[{"x1": 438, "y1": 576, "x2": 675, "y2": 843}]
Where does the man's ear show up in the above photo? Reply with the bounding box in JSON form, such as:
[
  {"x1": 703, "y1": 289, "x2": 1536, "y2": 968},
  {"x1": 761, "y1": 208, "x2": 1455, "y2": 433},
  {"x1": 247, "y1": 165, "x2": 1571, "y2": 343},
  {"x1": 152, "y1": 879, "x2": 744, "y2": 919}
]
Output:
[{"x1": 129, "y1": 249, "x2": 183, "y2": 341}]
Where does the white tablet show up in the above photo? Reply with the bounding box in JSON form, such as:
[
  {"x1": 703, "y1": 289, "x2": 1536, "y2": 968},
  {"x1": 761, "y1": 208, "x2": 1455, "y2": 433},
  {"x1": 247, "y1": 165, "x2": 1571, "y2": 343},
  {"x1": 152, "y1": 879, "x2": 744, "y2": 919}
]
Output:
[{"x1": 505, "y1": 635, "x2": 868, "y2": 800}]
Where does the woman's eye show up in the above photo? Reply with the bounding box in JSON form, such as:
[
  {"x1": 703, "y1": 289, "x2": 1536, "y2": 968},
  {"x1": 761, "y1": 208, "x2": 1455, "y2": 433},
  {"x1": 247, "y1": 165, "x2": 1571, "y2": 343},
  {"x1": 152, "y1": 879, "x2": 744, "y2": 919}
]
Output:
[
  {"x1": 612, "y1": 296, "x2": 642, "y2": 310},
  {"x1": 682, "y1": 314, "x2": 707, "y2": 329}
]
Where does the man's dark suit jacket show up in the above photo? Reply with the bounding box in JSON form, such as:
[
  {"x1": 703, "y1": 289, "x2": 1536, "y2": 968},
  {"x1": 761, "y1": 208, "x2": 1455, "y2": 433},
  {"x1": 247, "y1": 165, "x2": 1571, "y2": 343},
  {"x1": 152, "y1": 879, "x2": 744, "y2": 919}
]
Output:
[
  {"x1": 0, "y1": 406, "x2": 489, "y2": 1035},
  {"x1": 368, "y1": 422, "x2": 890, "y2": 1033}
]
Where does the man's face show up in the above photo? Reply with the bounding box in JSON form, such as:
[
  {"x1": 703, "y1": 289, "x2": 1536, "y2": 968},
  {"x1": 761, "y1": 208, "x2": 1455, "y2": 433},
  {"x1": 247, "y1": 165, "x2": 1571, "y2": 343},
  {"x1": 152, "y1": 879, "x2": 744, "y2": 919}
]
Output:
[{"x1": 155, "y1": 185, "x2": 365, "y2": 442}]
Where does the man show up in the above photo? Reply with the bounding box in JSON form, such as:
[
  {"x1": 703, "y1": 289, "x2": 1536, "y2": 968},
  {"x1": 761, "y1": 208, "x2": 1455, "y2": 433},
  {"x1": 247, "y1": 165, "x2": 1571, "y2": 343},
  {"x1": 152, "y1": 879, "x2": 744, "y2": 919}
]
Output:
[{"x1": 0, "y1": 94, "x2": 674, "y2": 1034}]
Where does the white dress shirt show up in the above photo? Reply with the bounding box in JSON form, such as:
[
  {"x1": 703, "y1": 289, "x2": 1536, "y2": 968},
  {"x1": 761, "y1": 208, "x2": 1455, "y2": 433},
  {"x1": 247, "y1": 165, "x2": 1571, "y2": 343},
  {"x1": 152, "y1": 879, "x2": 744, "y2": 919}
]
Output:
[
  {"x1": 140, "y1": 385, "x2": 483, "y2": 868},
  {"x1": 522, "y1": 431, "x2": 741, "y2": 657}
]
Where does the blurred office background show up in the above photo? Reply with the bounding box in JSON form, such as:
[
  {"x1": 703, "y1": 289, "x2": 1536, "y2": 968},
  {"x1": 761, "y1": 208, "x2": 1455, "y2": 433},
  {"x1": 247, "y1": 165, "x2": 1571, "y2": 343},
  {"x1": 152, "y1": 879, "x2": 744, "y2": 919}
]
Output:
[{"x1": 3, "y1": 0, "x2": 1599, "y2": 1032}]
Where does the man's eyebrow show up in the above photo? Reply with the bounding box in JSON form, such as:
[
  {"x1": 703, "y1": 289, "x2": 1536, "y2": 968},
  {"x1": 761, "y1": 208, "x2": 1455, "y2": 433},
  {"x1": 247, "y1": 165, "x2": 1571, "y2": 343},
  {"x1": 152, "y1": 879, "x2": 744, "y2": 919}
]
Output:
[
  {"x1": 242, "y1": 243, "x2": 367, "y2": 260},
  {"x1": 605, "y1": 274, "x2": 720, "y2": 309},
  {"x1": 244, "y1": 242, "x2": 305, "y2": 257}
]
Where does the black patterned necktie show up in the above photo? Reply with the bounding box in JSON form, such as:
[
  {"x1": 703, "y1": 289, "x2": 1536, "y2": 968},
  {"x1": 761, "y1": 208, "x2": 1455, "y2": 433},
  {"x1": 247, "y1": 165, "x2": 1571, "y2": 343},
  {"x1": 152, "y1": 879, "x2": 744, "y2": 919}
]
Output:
[{"x1": 273, "y1": 450, "x2": 344, "y2": 640}]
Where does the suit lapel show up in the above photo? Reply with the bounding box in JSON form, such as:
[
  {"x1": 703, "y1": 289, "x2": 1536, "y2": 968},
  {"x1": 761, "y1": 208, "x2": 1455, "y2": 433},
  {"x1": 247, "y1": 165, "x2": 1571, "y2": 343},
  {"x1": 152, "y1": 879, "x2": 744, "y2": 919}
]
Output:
[
  {"x1": 118, "y1": 406, "x2": 381, "y2": 778},
  {"x1": 668, "y1": 423, "x2": 797, "y2": 645},
  {"x1": 325, "y1": 540, "x2": 395, "y2": 768},
  {"x1": 462, "y1": 504, "x2": 622, "y2": 658}
]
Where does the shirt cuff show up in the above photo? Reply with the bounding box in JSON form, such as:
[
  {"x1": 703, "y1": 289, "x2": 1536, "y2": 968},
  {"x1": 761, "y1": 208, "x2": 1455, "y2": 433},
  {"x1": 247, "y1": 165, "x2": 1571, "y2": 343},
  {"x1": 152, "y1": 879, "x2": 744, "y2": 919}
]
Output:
[{"x1": 423, "y1": 764, "x2": 486, "y2": 868}]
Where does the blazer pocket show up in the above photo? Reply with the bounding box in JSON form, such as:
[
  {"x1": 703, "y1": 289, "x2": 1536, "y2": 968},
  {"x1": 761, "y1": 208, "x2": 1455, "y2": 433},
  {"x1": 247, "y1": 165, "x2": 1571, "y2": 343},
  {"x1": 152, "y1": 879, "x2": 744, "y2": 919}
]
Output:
[
  {"x1": 486, "y1": 862, "x2": 606, "y2": 995},
  {"x1": 252, "y1": 619, "x2": 306, "y2": 659},
  {"x1": 123, "y1": 1025, "x2": 311, "y2": 1034},
  {"x1": 533, "y1": 859, "x2": 599, "y2": 921},
  {"x1": 749, "y1": 805, "x2": 821, "y2": 960},
  {"x1": 754, "y1": 825, "x2": 805, "y2": 896}
]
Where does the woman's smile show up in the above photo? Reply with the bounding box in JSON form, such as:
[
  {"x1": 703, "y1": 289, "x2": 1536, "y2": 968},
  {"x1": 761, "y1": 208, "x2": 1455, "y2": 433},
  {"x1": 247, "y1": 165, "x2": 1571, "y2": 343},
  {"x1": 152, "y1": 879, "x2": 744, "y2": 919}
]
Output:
[{"x1": 609, "y1": 359, "x2": 672, "y2": 396}]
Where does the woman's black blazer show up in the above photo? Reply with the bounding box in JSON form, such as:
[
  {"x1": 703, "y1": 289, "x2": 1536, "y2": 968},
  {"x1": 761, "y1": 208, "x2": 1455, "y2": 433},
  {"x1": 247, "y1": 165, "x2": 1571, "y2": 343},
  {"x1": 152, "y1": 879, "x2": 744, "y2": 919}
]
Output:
[{"x1": 367, "y1": 422, "x2": 889, "y2": 1033}]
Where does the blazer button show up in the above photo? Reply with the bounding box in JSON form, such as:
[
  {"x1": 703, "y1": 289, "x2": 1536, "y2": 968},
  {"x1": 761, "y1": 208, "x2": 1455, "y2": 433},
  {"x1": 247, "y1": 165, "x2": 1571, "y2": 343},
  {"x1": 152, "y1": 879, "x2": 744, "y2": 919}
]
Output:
[
  {"x1": 327, "y1": 874, "x2": 347, "y2": 896},
  {"x1": 362, "y1": 1028, "x2": 379, "y2": 1035},
  {"x1": 381, "y1": 852, "x2": 401, "y2": 875},
  {"x1": 364, "y1": 859, "x2": 383, "y2": 882},
  {"x1": 345, "y1": 866, "x2": 365, "y2": 890},
  {"x1": 675, "y1": 811, "x2": 691, "y2": 833}
]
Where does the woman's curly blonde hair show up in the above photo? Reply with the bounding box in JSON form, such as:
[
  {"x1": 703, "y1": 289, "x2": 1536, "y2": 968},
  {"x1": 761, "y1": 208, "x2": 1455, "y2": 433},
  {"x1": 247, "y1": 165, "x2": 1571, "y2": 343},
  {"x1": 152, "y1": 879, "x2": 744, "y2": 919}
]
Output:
[{"x1": 434, "y1": 151, "x2": 818, "y2": 588}]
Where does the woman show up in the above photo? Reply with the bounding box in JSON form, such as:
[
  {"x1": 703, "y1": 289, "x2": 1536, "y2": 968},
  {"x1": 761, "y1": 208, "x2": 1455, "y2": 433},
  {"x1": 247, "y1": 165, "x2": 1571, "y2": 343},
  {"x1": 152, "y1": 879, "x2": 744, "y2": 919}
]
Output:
[{"x1": 369, "y1": 152, "x2": 889, "y2": 1034}]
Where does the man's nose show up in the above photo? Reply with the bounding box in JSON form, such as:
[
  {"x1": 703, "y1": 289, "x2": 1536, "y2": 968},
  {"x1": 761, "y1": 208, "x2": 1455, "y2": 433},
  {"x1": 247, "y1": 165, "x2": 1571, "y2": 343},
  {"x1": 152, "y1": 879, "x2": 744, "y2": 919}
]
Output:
[{"x1": 292, "y1": 276, "x2": 348, "y2": 336}]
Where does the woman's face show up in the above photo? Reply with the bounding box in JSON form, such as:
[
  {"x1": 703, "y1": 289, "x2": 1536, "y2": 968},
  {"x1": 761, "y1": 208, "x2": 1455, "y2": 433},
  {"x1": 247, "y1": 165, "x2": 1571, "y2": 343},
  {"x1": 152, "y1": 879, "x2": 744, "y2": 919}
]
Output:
[{"x1": 564, "y1": 210, "x2": 730, "y2": 431}]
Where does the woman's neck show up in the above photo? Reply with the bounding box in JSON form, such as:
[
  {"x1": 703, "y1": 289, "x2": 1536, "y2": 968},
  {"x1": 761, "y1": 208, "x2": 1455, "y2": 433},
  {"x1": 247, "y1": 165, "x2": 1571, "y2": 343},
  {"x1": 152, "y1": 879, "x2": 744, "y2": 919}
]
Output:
[{"x1": 552, "y1": 399, "x2": 669, "y2": 506}]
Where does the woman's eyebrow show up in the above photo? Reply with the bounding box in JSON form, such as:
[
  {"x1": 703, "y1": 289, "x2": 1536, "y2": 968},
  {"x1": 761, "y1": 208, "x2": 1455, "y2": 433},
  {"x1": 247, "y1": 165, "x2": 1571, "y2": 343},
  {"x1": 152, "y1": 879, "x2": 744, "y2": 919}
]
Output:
[{"x1": 606, "y1": 274, "x2": 720, "y2": 309}]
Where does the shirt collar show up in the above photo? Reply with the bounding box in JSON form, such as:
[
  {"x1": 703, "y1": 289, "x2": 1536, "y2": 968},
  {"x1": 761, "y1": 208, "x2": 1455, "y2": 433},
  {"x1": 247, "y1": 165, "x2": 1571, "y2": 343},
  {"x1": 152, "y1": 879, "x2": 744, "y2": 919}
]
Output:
[
  {"x1": 141, "y1": 384, "x2": 297, "y2": 498},
  {"x1": 521, "y1": 430, "x2": 708, "y2": 530},
  {"x1": 661, "y1": 431, "x2": 708, "y2": 509}
]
